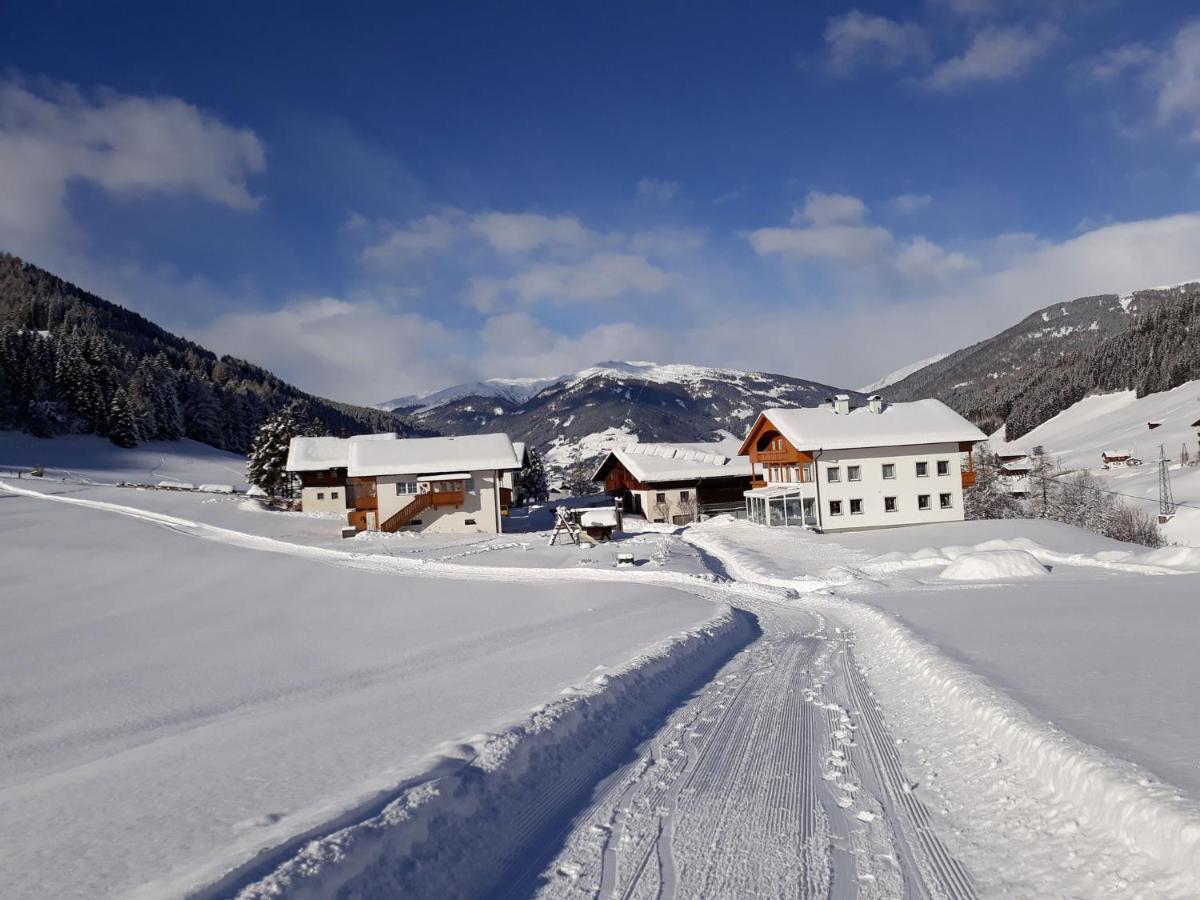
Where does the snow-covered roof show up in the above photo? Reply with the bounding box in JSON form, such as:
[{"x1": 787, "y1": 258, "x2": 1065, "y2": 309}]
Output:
[
  {"x1": 1101, "y1": 449, "x2": 1133, "y2": 459},
  {"x1": 286, "y1": 433, "x2": 397, "y2": 471},
  {"x1": 740, "y1": 399, "x2": 985, "y2": 455},
  {"x1": 592, "y1": 439, "x2": 753, "y2": 483},
  {"x1": 348, "y1": 433, "x2": 521, "y2": 477},
  {"x1": 512, "y1": 441, "x2": 528, "y2": 465}
]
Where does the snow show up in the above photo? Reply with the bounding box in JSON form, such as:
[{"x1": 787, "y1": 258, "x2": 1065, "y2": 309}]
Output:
[
  {"x1": 939, "y1": 548, "x2": 1050, "y2": 580},
  {"x1": 378, "y1": 374, "x2": 563, "y2": 413},
  {"x1": 578, "y1": 507, "x2": 619, "y2": 528},
  {"x1": 157, "y1": 478, "x2": 195, "y2": 490},
  {"x1": 0, "y1": 431, "x2": 249, "y2": 489},
  {"x1": 592, "y1": 438, "x2": 751, "y2": 483},
  {"x1": 0, "y1": 485, "x2": 720, "y2": 900},
  {"x1": 199, "y1": 483, "x2": 236, "y2": 494},
  {"x1": 857, "y1": 352, "x2": 949, "y2": 393},
  {"x1": 992, "y1": 379, "x2": 1200, "y2": 545},
  {"x1": 347, "y1": 432, "x2": 520, "y2": 477},
  {"x1": 8, "y1": 437, "x2": 1200, "y2": 898},
  {"x1": 284, "y1": 432, "x2": 397, "y2": 471},
  {"x1": 753, "y1": 398, "x2": 985, "y2": 453},
  {"x1": 544, "y1": 425, "x2": 636, "y2": 468}
]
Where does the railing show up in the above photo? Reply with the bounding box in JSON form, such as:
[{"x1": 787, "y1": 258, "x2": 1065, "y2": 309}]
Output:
[
  {"x1": 750, "y1": 479, "x2": 767, "y2": 489},
  {"x1": 353, "y1": 492, "x2": 377, "y2": 511},
  {"x1": 961, "y1": 471, "x2": 977, "y2": 488},
  {"x1": 754, "y1": 449, "x2": 803, "y2": 464},
  {"x1": 430, "y1": 489, "x2": 465, "y2": 507},
  {"x1": 380, "y1": 492, "x2": 433, "y2": 532}
]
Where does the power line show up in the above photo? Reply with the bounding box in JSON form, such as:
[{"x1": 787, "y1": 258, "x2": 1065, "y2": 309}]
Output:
[{"x1": 1020, "y1": 470, "x2": 1200, "y2": 513}]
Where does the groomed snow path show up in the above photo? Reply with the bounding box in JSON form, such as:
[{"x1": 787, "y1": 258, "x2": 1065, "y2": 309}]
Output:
[{"x1": 521, "y1": 604, "x2": 976, "y2": 900}]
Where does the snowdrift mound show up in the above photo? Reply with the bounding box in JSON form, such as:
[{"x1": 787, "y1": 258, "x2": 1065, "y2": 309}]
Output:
[
  {"x1": 207, "y1": 607, "x2": 760, "y2": 900},
  {"x1": 941, "y1": 549, "x2": 1050, "y2": 581}
]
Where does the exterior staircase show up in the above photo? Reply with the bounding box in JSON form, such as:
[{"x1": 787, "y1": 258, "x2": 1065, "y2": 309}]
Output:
[{"x1": 379, "y1": 491, "x2": 434, "y2": 532}]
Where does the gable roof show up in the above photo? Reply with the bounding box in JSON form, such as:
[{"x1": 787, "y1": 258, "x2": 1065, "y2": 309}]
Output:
[
  {"x1": 738, "y1": 399, "x2": 985, "y2": 455},
  {"x1": 592, "y1": 439, "x2": 752, "y2": 484},
  {"x1": 348, "y1": 432, "x2": 520, "y2": 477},
  {"x1": 286, "y1": 433, "x2": 397, "y2": 471}
]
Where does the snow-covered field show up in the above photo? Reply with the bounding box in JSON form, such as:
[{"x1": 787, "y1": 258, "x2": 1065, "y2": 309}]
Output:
[
  {"x1": 0, "y1": 488, "x2": 721, "y2": 900},
  {"x1": 993, "y1": 378, "x2": 1200, "y2": 545},
  {"x1": 0, "y1": 431, "x2": 249, "y2": 490},
  {"x1": 5, "y1": 436, "x2": 1200, "y2": 898}
]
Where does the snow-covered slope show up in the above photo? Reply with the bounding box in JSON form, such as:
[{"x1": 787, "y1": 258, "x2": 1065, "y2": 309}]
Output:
[
  {"x1": 992, "y1": 379, "x2": 1200, "y2": 545},
  {"x1": 389, "y1": 360, "x2": 860, "y2": 478},
  {"x1": 858, "y1": 352, "x2": 947, "y2": 393},
  {"x1": 379, "y1": 375, "x2": 562, "y2": 413}
]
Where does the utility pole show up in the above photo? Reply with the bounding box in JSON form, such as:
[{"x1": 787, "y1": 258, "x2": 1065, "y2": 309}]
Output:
[{"x1": 1158, "y1": 444, "x2": 1176, "y2": 523}]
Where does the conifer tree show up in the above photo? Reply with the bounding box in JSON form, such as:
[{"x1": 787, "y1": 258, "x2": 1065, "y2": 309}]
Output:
[
  {"x1": 107, "y1": 387, "x2": 139, "y2": 448},
  {"x1": 518, "y1": 447, "x2": 550, "y2": 503},
  {"x1": 247, "y1": 403, "x2": 303, "y2": 498},
  {"x1": 963, "y1": 443, "x2": 1021, "y2": 520}
]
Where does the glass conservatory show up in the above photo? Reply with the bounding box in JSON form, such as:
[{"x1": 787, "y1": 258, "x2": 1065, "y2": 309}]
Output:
[{"x1": 744, "y1": 486, "x2": 818, "y2": 528}]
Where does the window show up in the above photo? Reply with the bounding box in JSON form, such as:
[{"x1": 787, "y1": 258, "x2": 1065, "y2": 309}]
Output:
[
  {"x1": 849, "y1": 498, "x2": 863, "y2": 515},
  {"x1": 316, "y1": 492, "x2": 325, "y2": 500},
  {"x1": 680, "y1": 490, "x2": 690, "y2": 501},
  {"x1": 802, "y1": 463, "x2": 813, "y2": 482},
  {"x1": 916, "y1": 461, "x2": 929, "y2": 477},
  {"x1": 884, "y1": 496, "x2": 897, "y2": 513},
  {"x1": 464, "y1": 518, "x2": 476, "y2": 525},
  {"x1": 396, "y1": 481, "x2": 419, "y2": 495},
  {"x1": 331, "y1": 491, "x2": 339, "y2": 500},
  {"x1": 829, "y1": 499, "x2": 843, "y2": 516},
  {"x1": 656, "y1": 492, "x2": 666, "y2": 503},
  {"x1": 936, "y1": 460, "x2": 950, "y2": 476},
  {"x1": 827, "y1": 466, "x2": 841, "y2": 483},
  {"x1": 847, "y1": 465, "x2": 861, "y2": 482},
  {"x1": 940, "y1": 493, "x2": 953, "y2": 509},
  {"x1": 918, "y1": 494, "x2": 931, "y2": 510},
  {"x1": 882, "y1": 463, "x2": 896, "y2": 480}
]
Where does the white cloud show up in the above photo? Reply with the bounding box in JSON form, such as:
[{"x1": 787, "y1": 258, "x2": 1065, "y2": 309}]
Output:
[
  {"x1": 358, "y1": 208, "x2": 466, "y2": 267},
  {"x1": 794, "y1": 191, "x2": 867, "y2": 226},
  {"x1": 927, "y1": 0, "x2": 997, "y2": 15},
  {"x1": 628, "y1": 227, "x2": 706, "y2": 257},
  {"x1": 825, "y1": 11, "x2": 931, "y2": 74},
  {"x1": 749, "y1": 223, "x2": 893, "y2": 262},
  {"x1": 924, "y1": 23, "x2": 1059, "y2": 91},
  {"x1": 889, "y1": 193, "x2": 933, "y2": 214},
  {"x1": 0, "y1": 77, "x2": 265, "y2": 256},
  {"x1": 470, "y1": 211, "x2": 598, "y2": 254},
  {"x1": 504, "y1": 253, "x2": 675, "y2": 304},
  {"x1": 1154, "y1": 21, "x2": 1200, "y2": 139},
  {"x1": 894, "y1": 235, "x2": 975, "y2": 279},
  {"x1": 1091, "y1": 42, "x2": 1155, "y2": 81},
  {"x1": 636, "y1": 177, "x2": 680, "y2": 205},
  {"x1": 196, "y1": 296, "x2": 463, "y2": 404}
]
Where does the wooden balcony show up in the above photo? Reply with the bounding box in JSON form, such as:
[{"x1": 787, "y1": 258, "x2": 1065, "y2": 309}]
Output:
[
  {"x1": 352, "y1": 491, "x2": 377, "y2": 511},
  {"x1": 750, "y1": 478, "x2": 767, "y2": 489},
  {"x1": 430, "y1": 489, "x2": 465, "y2": 507},
  {"x1": 961, "y1": 471, "x2": 977, "y2": 488},
  {"x1": 754, "y1": 449, "x2": 803, "y2": 464}
]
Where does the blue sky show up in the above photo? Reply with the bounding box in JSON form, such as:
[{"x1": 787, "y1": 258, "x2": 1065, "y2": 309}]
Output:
[{"x1": 3, "y1": 1, "x2": 1200, "y2": 402}]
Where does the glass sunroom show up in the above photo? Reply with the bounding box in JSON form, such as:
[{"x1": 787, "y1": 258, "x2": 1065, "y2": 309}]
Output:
[{"x1": 744, "y1": 485, "x2": 819, "y2": 528}]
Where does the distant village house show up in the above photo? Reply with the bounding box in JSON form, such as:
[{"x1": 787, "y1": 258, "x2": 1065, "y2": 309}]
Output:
[{"x1": 592, "y1": 441, "x2": 752, "y2": 524}]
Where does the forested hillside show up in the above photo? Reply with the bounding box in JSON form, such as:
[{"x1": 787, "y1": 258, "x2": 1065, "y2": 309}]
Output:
[
  {"x1": 0, "y1": 254, "x2": 409, "y2": 452},
  {"x1": 882, "y1": 282, "x2": 1200, "y2": 440}
]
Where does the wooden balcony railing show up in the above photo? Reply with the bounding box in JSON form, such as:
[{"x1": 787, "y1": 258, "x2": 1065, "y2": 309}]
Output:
[
  {"x1": 380, "y1": 492, "x2": 433, "y2": 532},
  {"x1": 430, "y1": 489, "x2": 465, "y2": 507},
  {"x1": 754, "y1": 449, "x2": 803, "y2": 464},
  {"x1": 961, "y1": 471, "x2": 977, "y2": 488}
]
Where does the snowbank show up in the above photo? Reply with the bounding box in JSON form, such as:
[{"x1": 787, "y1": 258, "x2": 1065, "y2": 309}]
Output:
[
  {"x1": 199, "y1": 483, "x2": 236, "y2": 494},
  {"x1": 824, "y1": 596, "x2": 1200, "y2": 889},
  {"x1": 940, "y1": 549, "x2": 1049, "y2": 581},
  {"x1": 157, "y1": 479, "x2": 195, "y2": 490},
  {"x1": 209, "y1": 608, "x2": 759, "y2": 900}
]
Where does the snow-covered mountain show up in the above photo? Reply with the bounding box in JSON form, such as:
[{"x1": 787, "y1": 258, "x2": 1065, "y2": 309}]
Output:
[
  {"x1": 390, "y1": 360, "x2": 861, "y2": 472},
  {"x1": 380, "y1": 375, "x2": 562, "y2": 414},
  {"x1": 858, "y1": 353, "x2": 948, "y2": 394}
]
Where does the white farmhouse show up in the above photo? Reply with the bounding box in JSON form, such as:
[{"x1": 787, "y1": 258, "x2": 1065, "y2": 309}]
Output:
[
  {"x1": 738, "y1": 394, "x2": 985, "y2": 531},
  {"x1": 286, "y1": 432, "x2": 523, "y2": 534}
]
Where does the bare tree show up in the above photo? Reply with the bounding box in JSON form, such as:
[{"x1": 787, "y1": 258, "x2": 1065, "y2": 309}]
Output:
[{"x1": 676, "y1": 489, "x2": 699, "y2": 524}]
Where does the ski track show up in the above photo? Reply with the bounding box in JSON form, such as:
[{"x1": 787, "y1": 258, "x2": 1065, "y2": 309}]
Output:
[{"x1": 527, "y1": 605, "x2": 975, "y2": 900}]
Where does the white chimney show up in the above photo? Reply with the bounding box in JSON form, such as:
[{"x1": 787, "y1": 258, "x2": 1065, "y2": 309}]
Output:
[
  {"x1": 868, "y1": 394, "x2": 883, "y2": 414},
  {"x1": 834, "y1": 393, "x2": 851, "y2": 415}
]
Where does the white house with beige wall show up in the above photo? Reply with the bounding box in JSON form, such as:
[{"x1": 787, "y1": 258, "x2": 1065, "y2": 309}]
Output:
[
  {"x1": 286, "y1": 432, "x2": 523, "y2": 534},
  {"x1": 739, "y1": 395, "x2": 985, "y2": 532}
]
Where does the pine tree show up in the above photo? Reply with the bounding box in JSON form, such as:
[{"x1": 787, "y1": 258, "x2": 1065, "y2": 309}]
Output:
[
  {"x1": 963, "y1": 443, "x2": 1021, "y2": 520},
  {"x1": 107, "y1": 387, "x2": 139, "y2": 448},
  {"x1": 1026, "y1": 445, "x2": 1061, "y2": 519},
  {"x1": 246, "y1": 403, "x2": 303, "y2": 498},
  {"x1": 518, "y1": 447, "x2": 550, "y2": 503}
]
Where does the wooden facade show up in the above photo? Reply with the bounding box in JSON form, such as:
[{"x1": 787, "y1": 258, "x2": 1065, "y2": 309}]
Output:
[
  {"x1": 740, "y1": 417, "x2": 814, "y2": 488},
  {"x1": 593, "y1": 456, "x2": 751, "y2": 515}
]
